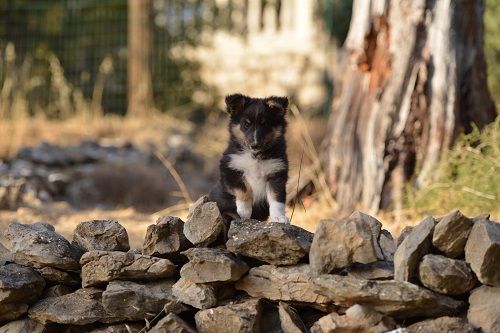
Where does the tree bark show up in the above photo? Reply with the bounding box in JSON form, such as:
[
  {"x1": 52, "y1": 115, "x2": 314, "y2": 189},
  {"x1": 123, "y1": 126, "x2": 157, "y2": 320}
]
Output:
[
  {"x1": 323, "y1": 0, "x2": 496, "y2": 214},
  {"x1": 128, "y1": 0, "x2": 153, "y2": 116}
]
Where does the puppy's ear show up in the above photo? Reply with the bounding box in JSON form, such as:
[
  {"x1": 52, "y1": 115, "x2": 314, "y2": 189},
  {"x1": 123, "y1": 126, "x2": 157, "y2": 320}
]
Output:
[
  {"x1": 266, "y1": 96, "x2": 289, "y2": 114},
  {"x1": 225, "y1": 94, "x2": 247, "y2": 116}
]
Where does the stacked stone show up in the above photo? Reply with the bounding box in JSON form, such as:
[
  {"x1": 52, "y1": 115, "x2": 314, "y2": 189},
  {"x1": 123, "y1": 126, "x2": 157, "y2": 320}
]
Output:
[{"x1": 0, "y1": 198, "x2": 498, "y2": 333}]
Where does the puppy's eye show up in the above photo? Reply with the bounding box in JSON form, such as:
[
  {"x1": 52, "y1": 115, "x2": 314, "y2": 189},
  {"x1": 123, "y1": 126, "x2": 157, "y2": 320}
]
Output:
[
  {"x1": 242, "y1": 120, "x2": 251, "y2": 129},
  {"x1": 259, "y1": 118, "x2": 265, "y2": 125}
]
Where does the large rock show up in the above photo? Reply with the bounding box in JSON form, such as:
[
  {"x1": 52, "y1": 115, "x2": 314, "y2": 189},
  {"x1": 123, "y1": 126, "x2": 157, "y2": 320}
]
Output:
[
  {"x1": 195, "y1": 299, "x2": 262, "y2": 333},
  {"x1": 309, "y1": 212, "x2": 384, "y2": 275},
  {"x1": 465, "y1": 219, "x2": 500, "y2": 286},
  {"x1": 394, "y1": 216, "x2": 436, "y2": 282},
  {"x1": 313, "y1": 274, "x2": 464, "y2": 319},
  {"x1": 28, "y1": 288, "x2": 105, "y2": 325},
  {"x1": 102, "y1": 280, "x2": 176, "y2": 321},
  {"x1": 149, "y1": 313, "x2": 197, "y2": 333},
  {"x1": 183, "y1": 196, "x2": 224, "y2": 246},
  {"x1": 310, "y1": 304, "x2": 396, "y2": 333},
  {"x1": 432, "y1": 210, "x2": 473, "y2": 258},
  {"x1": 36, "y1": 266, "x2": 80, "y2": 286},
  {"x1": 0, "y1": 318, "x2": 47, "y2": 333},
  {"x1": 142, "y1": 216, "x2": 191, "y2": 260},
  {"x1": 172, "y1": 278, "x2": 218, "y2": 310},
  {"x1": 468, "y1": 285, "x2": 500, "y2": 333},
  {"x1": 406, "y1": 316, "x2": 478, "y2": 333},
  {"x1": 180, "y1": 247, "x2": 249, "y2": 283},
  {"x1": 0, "y1": 263, "x2": 45, "y2": 304},
  {"x1": 226, "y1": 219, "x2": 313, "y2": 266},
  {"x1": 235, "y1": 265, "x2": 331, "y2": 304},
  {"x1": 73, "y1": 219, "x2": 130, "y2": 252},
  {"x1": 418, "y1": 254, "x2": 476, "y2": 295},
  {"x1": 80, "y1": 250, "x2": 176, "y2": 287},
  {"x1": 3, "y1": 222, "x2": 81, "y2": 270},
  {"x1": 278, "y1": 302, "x2": 307, "y2": 333},
  {"x1": 0, "y1": 263, "x2": 45, "y2": 321}
]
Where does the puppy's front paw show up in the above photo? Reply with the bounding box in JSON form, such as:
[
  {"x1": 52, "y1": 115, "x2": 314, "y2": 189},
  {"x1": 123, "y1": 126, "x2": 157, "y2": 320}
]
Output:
[
  {"x1": 272, "y1": 215, "x2": 290, "y2": 224},
  {"x1": 236, "y1": 200, "x2": 252, "y2": 219}
]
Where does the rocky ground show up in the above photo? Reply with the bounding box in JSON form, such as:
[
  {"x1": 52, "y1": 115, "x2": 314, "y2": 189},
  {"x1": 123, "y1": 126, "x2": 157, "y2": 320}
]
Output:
[{"x1": 0, "y1": 198, "x2": 498, "y2": 333}]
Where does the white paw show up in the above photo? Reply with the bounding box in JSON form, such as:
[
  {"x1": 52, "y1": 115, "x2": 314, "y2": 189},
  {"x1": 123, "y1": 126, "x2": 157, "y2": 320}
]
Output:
[
  {"x1": 236, "y1": 200, "x2": 252, "y2": 219},
  {"x1": 272, "y1": 215, "x2": 290, "y2": 224}
]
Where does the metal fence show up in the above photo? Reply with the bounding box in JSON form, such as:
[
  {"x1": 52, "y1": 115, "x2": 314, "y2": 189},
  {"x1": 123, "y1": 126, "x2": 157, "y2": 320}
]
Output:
[
  {"x1": 0, "y1": 0, "x2": 227, "y2": 116},
  {"x1": 0, "y1": 0, "x2": 350, "y2": 117}
]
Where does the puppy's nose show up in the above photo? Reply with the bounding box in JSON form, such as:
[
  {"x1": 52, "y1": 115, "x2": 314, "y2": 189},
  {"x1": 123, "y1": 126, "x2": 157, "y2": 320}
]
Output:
[{"x1": 250, "y1": 142, "x2": 259, "y2": 149}]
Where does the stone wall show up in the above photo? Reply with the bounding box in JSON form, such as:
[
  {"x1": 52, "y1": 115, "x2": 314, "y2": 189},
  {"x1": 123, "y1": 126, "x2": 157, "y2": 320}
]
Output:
[{"x1": 0, "y1": 198, "x2": 498, "y2": 332}]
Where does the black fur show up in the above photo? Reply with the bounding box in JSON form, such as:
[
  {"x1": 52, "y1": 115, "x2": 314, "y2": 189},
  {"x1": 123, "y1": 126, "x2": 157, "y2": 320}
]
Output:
[{"x1": 209, "y1": 94, "x2": 289, "y2": 221}]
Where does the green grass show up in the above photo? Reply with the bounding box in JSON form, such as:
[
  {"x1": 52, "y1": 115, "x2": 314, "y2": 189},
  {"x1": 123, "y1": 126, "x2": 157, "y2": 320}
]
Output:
[{"x1": 406, "y1": 116, "x2": 500, "y2": 218}]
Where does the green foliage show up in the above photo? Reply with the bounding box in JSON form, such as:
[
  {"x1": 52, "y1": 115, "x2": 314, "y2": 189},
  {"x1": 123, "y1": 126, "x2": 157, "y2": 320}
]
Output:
[
  {"x1": 485, "y1": 0, "x2": 500, "y2": 105},
  {"x1": 406, "y1": 117, "x2": 500, "y2": 217}
]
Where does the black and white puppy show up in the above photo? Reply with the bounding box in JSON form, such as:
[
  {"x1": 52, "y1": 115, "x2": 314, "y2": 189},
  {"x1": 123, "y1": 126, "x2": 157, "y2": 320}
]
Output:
[{"x1": 209, "y1": 93, "x2": 289, "y2": 223}]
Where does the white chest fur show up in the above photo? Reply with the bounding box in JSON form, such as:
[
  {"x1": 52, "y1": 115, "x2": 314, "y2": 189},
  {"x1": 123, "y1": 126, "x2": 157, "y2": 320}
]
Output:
[{"x1": 228, "y1": 151, "x2": 286, "y2": 202}]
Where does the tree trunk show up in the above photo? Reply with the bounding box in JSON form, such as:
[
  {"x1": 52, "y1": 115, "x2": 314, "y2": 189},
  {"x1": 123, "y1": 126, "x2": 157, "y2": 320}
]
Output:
[
  {"x1": 323, "y1": 0, "x2": 496, "y2": 214},
  {"x1": 128, "y1": 0, "x2": 153, "y2": 116}
]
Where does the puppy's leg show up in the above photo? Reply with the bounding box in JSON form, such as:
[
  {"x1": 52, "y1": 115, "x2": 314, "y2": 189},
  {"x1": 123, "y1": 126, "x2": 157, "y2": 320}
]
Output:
[
  {"x1": 267, "y1": 171, "x2": 289, "y2": 224},
  {"x1": 234, "y1": 187, "x2": 253, "y2": 219}
]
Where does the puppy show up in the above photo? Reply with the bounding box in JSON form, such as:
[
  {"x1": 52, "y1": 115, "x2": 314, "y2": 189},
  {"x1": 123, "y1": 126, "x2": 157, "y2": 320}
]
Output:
[{"x1": 209, "y1": 93, "x2": 289, "y2": 223}]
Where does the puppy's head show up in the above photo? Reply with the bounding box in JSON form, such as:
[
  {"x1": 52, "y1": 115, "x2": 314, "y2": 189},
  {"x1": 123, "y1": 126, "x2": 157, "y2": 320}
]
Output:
[{"x1": 225, "y1": 94, "x2": 288, "y2": 151}]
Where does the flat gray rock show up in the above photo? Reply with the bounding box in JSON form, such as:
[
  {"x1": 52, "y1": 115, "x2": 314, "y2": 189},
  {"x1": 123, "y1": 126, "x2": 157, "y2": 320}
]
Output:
[
  {"x1": 180, "y1": 247, "x2": 249, "y2": 283},
  {"x1": 183, "y1": 196, "x2": 224, "y2": 247},
  {"x1": 310, "y1": 304, "x2": 396, "y2": 333},
  {"x1": 347, "y1": 261, "x2": 394, "y2": 280},
  {"x1": 235, "y1": 265, "x2": 331, "y2": 304},
  {"x1": 149, "y1": 313, "x2": 197, "y2": 333},
  {"x1": 406, "y1": 316, "x2": 478, "y2": 333},
  {"x1": 142, "y1": 216, "x2": 191, "y2": 260},
  {"x1": 380, "y1": 229, "x2": 396, "y2": 262},
  {"x1": 102, "y1": 280, "x2": 176, "y2": 321},
  {"x1": 195, "y1": 299, "x2": 262, "y2": 333},
  {"x1": 0, "y1": 318, "x2": 47, "y2": 333},
  {"x1": 172, "y1": 277, "x2": 218, "y2": 310},
  {"x1": 73, "y1": 219, "x2": 130, "y2": 252},
  {"x1": 278, "y1": 302, "x2": 307, "y2": 333},
  {"x1": 309, "y1": 211, "x2": 384, "y2": 274},
  {"x1": 468, "y1": 285, "x2": 500, "y2": 333},
  {"x1": 36, "y1": 266, "x2": 80, "y2": 286},
  {"x1": 3, "y1": 221, "x2": 81, "y2": 270},
  {"x1": 313, "y1": 274, "x2": 464, "y2": 319},
  {"x1": 28, "y1": 288, "x2": 105, "y2": 325},
  {"x1": 396, "y1": 226, "x2": 414, "y2": 248},
  {"x1": 465, "y1": 219, "x2": 500, "y2": 286},
  {"x1": 394, "y1": 216, "x2": 436, "y2": 282},
  {"x1": 418, "y1": 254, "x2": 476, "y2": 295},
  {"x1": 41, "y1": 285, "x2": 74, "y2": 299},
  {"x1": 80, "y1": 250, "x2": 176, "y2": 287},
  {"x1": 0, "y1": 263, "x2": 45, "y2": 322},
  {"x1": 226, "y1": 219, "x2": 313, "y2": 266},
  {"x1": 432, "y1": 210, "x2": 473, "y2": 258}
]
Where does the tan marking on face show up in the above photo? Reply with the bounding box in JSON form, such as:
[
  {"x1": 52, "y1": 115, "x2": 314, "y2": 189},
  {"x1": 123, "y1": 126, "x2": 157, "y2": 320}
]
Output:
[
  {"x1": 231, "y1": 124, "x2": 246, "y2": 144},
  {"x1": 264, "y1": 127, "x2": 282, "y2": 143}
]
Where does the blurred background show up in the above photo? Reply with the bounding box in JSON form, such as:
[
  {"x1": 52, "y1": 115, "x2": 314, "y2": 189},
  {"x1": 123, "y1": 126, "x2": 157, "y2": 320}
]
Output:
[{"x1": 0, "y1": 0, "x2": 498, "y2": 247}]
